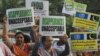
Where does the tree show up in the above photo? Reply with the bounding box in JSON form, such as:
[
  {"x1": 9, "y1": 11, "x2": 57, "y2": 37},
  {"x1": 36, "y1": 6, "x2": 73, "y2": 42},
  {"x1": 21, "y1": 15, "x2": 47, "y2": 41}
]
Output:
[{"x1": 0, "y1": 0, "x2": 24, "y2": 14}]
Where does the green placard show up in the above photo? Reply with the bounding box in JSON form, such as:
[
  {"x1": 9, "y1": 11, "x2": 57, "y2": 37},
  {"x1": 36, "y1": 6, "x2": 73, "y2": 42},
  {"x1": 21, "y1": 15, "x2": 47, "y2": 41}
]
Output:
[{"x1": 74, "y1": 2, "x2": 87, "y2": 12}]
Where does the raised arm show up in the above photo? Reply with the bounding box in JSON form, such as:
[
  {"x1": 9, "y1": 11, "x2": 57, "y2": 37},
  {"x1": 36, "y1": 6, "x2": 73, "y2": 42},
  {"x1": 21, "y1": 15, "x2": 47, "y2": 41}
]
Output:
[
  {"x1": 32, "y1": 25, "x2": 40, "y2": 43},
  {"x1": 31, "y1": 25, "x2": 40, "y2": 56},
  {"x1": 2, "y1": 16, "x2": 13, "y2": 48}
]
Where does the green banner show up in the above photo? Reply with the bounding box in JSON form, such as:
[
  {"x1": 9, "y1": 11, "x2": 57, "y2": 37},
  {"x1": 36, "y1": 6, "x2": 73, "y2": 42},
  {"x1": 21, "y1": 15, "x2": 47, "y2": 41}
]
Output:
[{"x1": 74, "y1": 2, "x2": 87, "y2": 12}]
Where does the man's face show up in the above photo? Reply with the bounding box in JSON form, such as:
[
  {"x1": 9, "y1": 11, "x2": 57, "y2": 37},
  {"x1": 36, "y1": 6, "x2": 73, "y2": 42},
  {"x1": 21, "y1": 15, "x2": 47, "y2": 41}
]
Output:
[{"x1": 59, "y1": 35, "x2": 68, "y2": 43}]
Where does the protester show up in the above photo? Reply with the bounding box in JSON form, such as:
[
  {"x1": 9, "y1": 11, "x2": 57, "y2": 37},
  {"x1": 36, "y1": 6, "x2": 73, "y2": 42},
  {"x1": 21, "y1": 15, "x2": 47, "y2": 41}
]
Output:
[
  {"x1": 31, "y1": 36, "x2": 58, "y2": 56},
  {"x1": 30, "y1": 25, "x2": 39, "y2": 42},
  {"x1": 53, "y1": 34, "x2": 70, "y2": 56},
  {"x1": 2, "y1": 16, "x2": 38, "y2": 56},
  {"x1": 82, "y1": 52, "x2": 93, "y2": 56},
  {"x1": 0, "y1": 42, "x2": 15, "y2": 56}
]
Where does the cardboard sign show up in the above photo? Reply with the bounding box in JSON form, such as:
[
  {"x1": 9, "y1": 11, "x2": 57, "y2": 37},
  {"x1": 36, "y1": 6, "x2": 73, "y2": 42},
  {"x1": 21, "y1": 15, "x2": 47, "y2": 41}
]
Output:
[
  {"x1": 26, "y1": 0, "x2": 49, "y2": 22},
  {"x1": 74, "y1": 2, "x2": 87, "y2": 12},
  {"x1": 73, "y1": 12, "x2": 100, "y2": 32},
  {"x1": 97, "y1": 27, "x2": 100, "y2": 40},
  {"x1": 73, "y1": 17, "x2": 99, "y2": 31},
  {"x1": 6, "y1": 7, "x2": 34, "y2": 30},
  {"x1": 39, "y1": 16, "x2": 66, "y2": 36},
  {"x1": 62, "y1": 0, "x2": 75, "y2": 15},
  {"x1": 70, "y1": 32, "x2": 98, "y2": 52},
  {"x1": 62, "y1": 0, "x2": 87, "y2": 16}
]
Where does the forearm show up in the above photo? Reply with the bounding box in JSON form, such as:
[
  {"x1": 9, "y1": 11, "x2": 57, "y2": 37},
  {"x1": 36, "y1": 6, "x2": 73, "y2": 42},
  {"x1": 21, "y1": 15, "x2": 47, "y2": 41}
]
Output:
[
  {"x1": 3, "y1": 23, "x2": 8, "y2": 37},
  {"x1": 31, "y1": 43, "x2": 40, "y2": 56},
  {"x1": 2, "y1": 17, "x2": 13, "y2": 48},
  {"x1": 2, "y1": 17, "x2": 9, "y2": 40}
]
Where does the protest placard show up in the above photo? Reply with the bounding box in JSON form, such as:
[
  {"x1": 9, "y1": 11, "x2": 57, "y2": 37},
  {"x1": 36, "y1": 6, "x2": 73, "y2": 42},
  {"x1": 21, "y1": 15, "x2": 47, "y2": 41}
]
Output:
[
  {"x1": 39, "y1": 16, "x2": 66, "y2": 36},
  {"x1": 70, "y1": 32, "x2": 98, "y2": 52},
  {"x1": 26, "y1": 0, "x2": 49, "y2": 24},
  {"x1": 75, "y1": 12, "x2": 100, "y2": 20},
  {"x1": 73, "y1": 17, "x2": 99, "y2": 31},
  {"x1": 74, "y1": 2, "x2": 87, "y2": 12},
  {"x1": 6, "y1": 7, "x2": 34, "y2": 30},
  {"x1": 73, "y1": 12, "x2": 100, "y2": 32},
  {"x1": 62, "y1": 0, "x2": 75, "y2": 16},
  {"x1": 62, "y1": 0, "x2": 87, "y2": 16}
]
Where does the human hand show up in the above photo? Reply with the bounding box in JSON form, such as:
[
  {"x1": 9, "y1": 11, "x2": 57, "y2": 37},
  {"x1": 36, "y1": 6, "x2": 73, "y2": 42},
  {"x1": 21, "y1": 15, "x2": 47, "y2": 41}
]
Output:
[
  {"x1": 32, "y1": 25, "x2": 39, "y2": 32},
  {"x1": 3, "y1": 16, "x2": 8, "y2": 24},
  {"x1": 35, "y1": 32, "x2": 41, "y2": 43}
]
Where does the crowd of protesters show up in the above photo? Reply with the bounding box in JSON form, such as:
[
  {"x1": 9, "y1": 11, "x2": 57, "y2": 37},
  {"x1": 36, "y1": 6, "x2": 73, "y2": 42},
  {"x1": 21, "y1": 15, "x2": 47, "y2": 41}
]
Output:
[
  {"x1": 0, "y1": 14, "x2": 100, "y2": 56},
  {"x1": 0, "y1": 14, "x2": 71, "y2": 56}
]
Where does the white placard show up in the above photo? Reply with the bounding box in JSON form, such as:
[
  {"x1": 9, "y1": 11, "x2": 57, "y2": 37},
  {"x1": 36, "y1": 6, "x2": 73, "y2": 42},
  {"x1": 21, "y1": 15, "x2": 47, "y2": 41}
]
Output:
[
  {"x1": 62, "y1": 0, "x2": 75, "y2": 16},
  {"x1": 62, "y1": 0, "x2": 87, "y2": 16},
  {"x1": 39, "y1": 16, "x2": 66, "y2": 36},
  {"x1": 26, "y1": 0, "x2": 49, "y2": 20},
  {"x1": 6, "y1": 7, "x2": 34, "y2": 30}
]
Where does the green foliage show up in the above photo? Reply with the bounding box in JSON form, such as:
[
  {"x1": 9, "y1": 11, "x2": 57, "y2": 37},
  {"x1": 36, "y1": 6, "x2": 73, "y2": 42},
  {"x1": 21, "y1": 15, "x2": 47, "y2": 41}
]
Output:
[{"x1": 0, "y1": 0, "x2": 25, "y2": 14}]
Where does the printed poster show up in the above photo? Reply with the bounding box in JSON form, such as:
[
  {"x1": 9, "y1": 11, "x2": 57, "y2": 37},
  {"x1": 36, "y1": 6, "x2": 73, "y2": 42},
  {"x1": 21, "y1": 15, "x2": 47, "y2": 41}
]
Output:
[
  {"x1": 73, "y1": 12, "x2": 100, "y2": 32},
  {"x1": 62, "y1": 0, "x2": 75, "y2": 16},
  {"x1": 62, "y1": 0, "x2": 87, "y2": 16},
  {"x1": 74, "y1": 2, "x2": 87, "y2": 12},
  {"x1": 6, "y1": 7, "x2": 34, "y2": 30},
  {"x1": 70, "y1": 32, "x2": 98, "y2": 52},
  {"x1": 73, "y1": 17, "x2": 99, "y2": 31},
  {"x1": 39, "y1": 16, "x2": 66, "y2": 36},
  {"x1": 26, "y1": 0, "x2": 49, "y2": 23}
]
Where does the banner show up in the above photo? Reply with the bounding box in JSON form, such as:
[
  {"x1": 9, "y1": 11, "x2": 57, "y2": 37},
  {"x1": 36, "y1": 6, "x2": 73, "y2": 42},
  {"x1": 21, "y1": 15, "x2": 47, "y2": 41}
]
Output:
[
  {"x1": 6, "y1": 7, "x2": 34, "y2": 30},
  {"x1": 62, "y1": 0, "x2": 74, "y2": 15},
  {"x1": 75, "y1": 12, "x2": 100, "y2": 21},
  {"x1": 73, "y1": 17, "x2": 99, "y2": 31},
  {"x1": 26, "y1": 0, "x2": 49, "y2": 23},
  {"x1": 70, "y1": 32, "x2": 98, "y2": 52},
  {"x1": 62, "y1": 0, "x2": 87, "y2": 16},
  {"x1": 39, "y1": 16, "x2": 66, "y2": 36},
  {"x1": 73, "y1": 12, "x2": 100, "y2": 32},
  {"x1": 74, "y1": 2, "x2": 87, "y2": 12}
]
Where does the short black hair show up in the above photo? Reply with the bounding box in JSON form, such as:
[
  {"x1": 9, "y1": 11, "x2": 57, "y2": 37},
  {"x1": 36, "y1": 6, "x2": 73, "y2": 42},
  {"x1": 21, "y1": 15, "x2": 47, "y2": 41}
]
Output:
[
  {"x1": 15, "y1": 32, "x2": 24, "y2": 37},
  {"x1": 24, "y1": 35, "x2": 31, "y2": 43}
]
